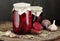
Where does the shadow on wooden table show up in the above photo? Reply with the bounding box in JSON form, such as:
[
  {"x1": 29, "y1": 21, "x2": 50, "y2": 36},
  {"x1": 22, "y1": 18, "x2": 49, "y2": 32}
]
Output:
[{"x1": 44, "y1": 36, "x2": 60, "y2": 41}]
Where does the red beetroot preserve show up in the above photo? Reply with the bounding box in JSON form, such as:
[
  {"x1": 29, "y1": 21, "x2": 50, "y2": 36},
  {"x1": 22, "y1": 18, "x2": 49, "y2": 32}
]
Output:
[
  {"x1": 20, "y1": 11, "x2": 32, "y2": 33},
  {"x1": 12, "y1": 3, "x2": 32, "y2": 34}
]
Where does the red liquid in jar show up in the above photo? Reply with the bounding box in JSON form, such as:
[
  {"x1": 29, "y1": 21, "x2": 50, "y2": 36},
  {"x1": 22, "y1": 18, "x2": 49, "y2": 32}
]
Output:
[
  {"x1": 20, "y1": 11, "x2": 32, "y2": 33},
  {"x1": 12, "y1": 10, "x2": 32, "y2": 34}
]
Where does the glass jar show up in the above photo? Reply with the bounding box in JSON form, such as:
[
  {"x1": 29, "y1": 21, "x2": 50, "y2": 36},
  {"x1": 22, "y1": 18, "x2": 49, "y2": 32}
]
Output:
[
  {"x1": 31, "y1": 6, "x2": 43, "y2": 22},
  {"x1": 12, "y1": 2, "x2": 32, "y2": 34}
]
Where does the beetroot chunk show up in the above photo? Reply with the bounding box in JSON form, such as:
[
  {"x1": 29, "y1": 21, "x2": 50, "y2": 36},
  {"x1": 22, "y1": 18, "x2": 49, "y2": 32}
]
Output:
[
  {"x1": 31, "y1": 22, "x2": 43, "y2": 34},
  {"x1": 33, "y1": 22, "x2": 43, "y2": 30}
]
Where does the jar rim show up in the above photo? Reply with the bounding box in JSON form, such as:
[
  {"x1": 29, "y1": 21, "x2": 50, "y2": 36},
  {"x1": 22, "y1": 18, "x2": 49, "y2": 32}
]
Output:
[
  {"x1": 13, "y1": 2, "x2": 31, "y2": 7},
  {"x1": 31, "y1": 6, "x2": 43, "y2": 11}
]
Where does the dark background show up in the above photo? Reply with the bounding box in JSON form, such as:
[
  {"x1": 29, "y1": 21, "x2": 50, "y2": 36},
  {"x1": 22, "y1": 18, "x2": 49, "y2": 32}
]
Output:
[{"x1": 0, "y1": 0, "x2": 60, "y2": 21}]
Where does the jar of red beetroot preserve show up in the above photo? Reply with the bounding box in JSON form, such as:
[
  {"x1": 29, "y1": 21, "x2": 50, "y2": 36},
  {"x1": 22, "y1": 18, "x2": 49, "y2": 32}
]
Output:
[{"x1": 12, "y1": 2, "x2": 32, "y2": 34}]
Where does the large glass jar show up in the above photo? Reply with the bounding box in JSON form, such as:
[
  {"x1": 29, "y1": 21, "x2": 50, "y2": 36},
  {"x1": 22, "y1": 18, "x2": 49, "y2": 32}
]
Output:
[{"x1": 12, "y1": 3, "x2": 32, "y2": 34}]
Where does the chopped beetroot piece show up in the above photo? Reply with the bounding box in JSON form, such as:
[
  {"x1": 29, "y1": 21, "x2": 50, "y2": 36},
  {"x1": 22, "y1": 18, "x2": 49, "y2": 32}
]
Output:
[{"x1": 33, "y1": 22, "x2": 43, "y2": 30}]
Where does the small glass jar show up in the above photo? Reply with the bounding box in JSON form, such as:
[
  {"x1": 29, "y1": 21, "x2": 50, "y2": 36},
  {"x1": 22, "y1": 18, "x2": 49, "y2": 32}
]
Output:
[{"x1": 31, "y1": 6, "x2": 43, "y2": 22}]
